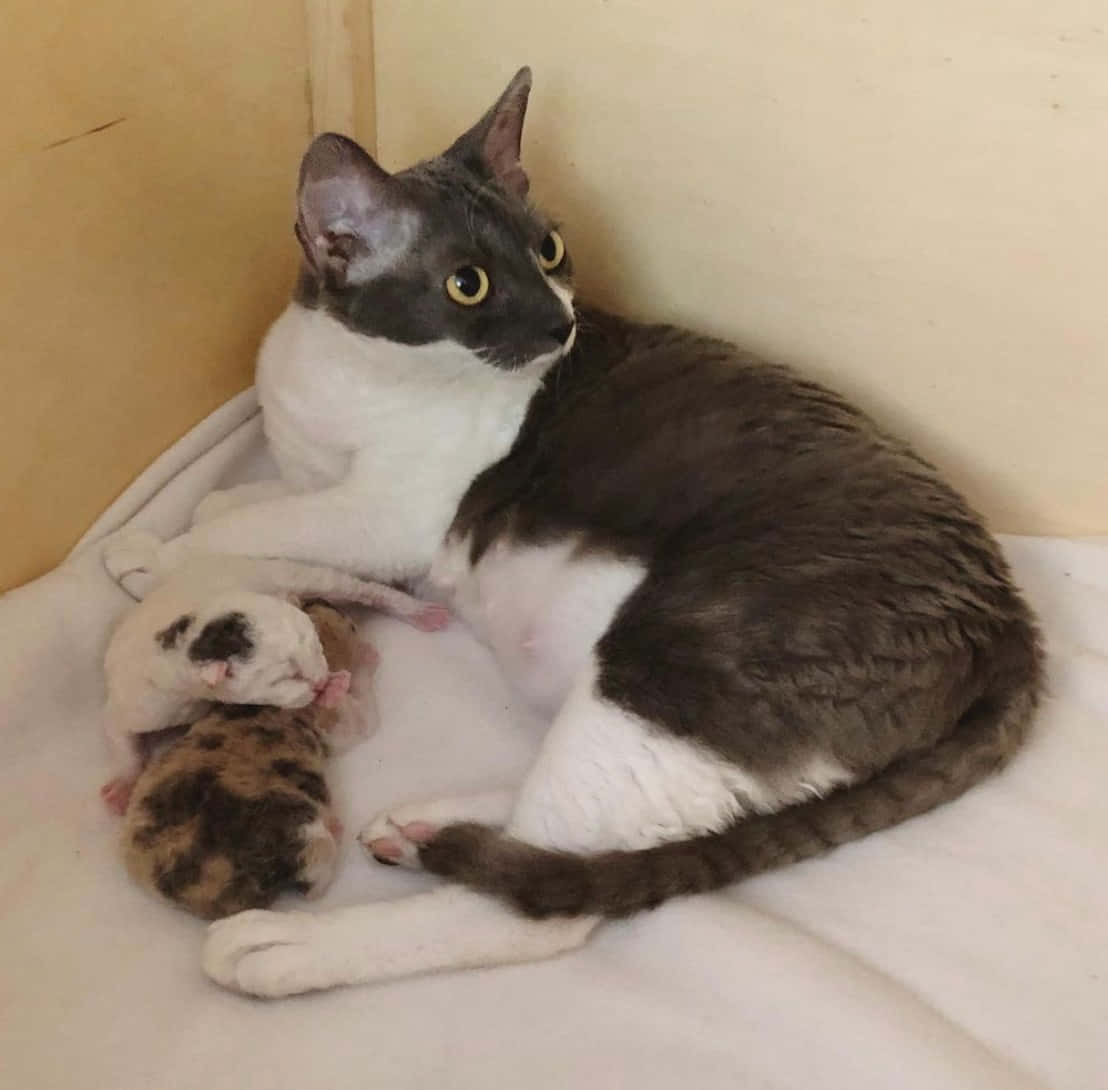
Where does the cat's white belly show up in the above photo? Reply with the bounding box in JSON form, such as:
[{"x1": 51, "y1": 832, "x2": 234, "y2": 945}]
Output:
[{"x1": 428, "y1": 535, "x2": 647, "y2": 716}]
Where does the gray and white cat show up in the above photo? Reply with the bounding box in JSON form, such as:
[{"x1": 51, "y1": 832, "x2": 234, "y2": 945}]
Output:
[{"x1": 110, "y1": 68, "x2": 1042, "y2": 997}]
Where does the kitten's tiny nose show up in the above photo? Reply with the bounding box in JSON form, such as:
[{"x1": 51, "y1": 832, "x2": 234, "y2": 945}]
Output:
[{"x1": 549, "y1": 321, "x2": 575, "y2": 346}]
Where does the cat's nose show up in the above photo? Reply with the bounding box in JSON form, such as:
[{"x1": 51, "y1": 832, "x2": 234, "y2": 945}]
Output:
[{"x1": 548, "y1": 321, "x2": 575, "y2": 346}]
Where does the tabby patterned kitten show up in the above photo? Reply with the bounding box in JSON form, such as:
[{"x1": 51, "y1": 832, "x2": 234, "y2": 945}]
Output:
[{"x1": 110, "y1": 68, "x2": 1042, "y2": 996}]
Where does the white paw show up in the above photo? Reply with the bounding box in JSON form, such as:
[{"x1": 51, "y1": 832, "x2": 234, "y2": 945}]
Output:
[
  {"x1": 191, "y1": 489, "x2": 237, "y2": 526},
  {"x1": 203, "y1": 910, "x2": 343, "y2": 997},
  {"x1": 357, "y1": 809, "x2": 438, "y2": 870},
  {"x1": 102, "y1": 529, "x2": 164, "y2": 599}
]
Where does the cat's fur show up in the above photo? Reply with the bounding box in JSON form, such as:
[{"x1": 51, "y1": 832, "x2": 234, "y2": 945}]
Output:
[
  {"x1": 101, "y1": 532, "x2": 444, "y2": 811},
  {"x1": 105, "y1": 68, "x2": 1042, "y2": 996},
  {"x1": 122, "y1": 601, "x2": 364, "y2": 919}
]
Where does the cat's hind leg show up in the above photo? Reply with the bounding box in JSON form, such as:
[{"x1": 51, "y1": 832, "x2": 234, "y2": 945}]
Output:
[
  {"x1": 199, "y1": 659, "x2": 753, "y2": 997},
  {"x1": 360, "y1": 656, "x2": 755, "y2": 871}
]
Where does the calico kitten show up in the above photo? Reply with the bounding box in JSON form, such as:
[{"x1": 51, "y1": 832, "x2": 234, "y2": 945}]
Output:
[
  {"x1": 108, "y1": 69, "x2": 1042, "y2": 996},
  {"x1": 122, "y1": 601, "x2": 368, "y2": 919}
]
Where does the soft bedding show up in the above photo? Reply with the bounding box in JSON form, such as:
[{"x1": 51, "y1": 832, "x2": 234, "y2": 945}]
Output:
[{"x1": 1, "y1": 390, "x2": 1104, "y2": 1090}]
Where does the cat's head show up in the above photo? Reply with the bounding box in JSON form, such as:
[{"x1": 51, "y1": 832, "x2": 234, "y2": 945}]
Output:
[{"x1": 293, "y1": 67, "x2": 575, "y2": 370}]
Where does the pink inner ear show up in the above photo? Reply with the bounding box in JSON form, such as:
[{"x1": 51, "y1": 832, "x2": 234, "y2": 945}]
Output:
[{"x1": 199, "y1": 661, "x2": 229, "y2": 687}]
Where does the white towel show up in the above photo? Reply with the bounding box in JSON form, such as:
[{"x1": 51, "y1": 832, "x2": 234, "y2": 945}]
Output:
[{"x1": 2, "y1": 392, "x2": 1103, "y2": 1090}]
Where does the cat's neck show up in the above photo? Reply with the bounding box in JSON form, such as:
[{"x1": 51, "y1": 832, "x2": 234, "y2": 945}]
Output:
[{"x1": 257, "y1": 303, "x2": 556, "y2": 494}]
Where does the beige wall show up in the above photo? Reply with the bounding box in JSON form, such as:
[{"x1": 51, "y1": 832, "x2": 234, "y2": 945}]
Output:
[
  {"x1": 375, "y1": 0, "x2": 1108, "y2": 534},
  {"x1": 3, "y1": 2, "x2": 1104, "y2": 593},
  {"x1": 0, "y1": 1, "x2": 313, "y2": 590}
]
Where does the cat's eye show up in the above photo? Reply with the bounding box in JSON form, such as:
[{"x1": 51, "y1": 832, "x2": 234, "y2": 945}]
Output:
[
  {"x1": 445, "y1": 265, "x2": 490, "y2": 305},
  {"x1": 538, "y1": 230, "x2": 566, "y2": 271}
]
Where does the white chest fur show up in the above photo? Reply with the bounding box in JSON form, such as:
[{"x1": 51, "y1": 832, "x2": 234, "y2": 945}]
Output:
[
  {"x1": 257, "y1": 304, "x2": 551, "y2": 513},
  {"x1": 256, "y1": 305, "x2": 639, "y2": 706}
]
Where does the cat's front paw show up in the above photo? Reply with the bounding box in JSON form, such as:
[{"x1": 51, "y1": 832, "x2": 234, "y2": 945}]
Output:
[
  {"x1": 102, "y1": 529, "x2": 164, "y2": 600},
  {"x1": 203, "y1": 910, "x2": 345, "y2": 997}
]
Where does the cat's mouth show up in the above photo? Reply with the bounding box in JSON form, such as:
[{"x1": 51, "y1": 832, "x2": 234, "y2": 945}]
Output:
[{"x1": 488, "y1": 325, "x2": 576, "y2": 373}]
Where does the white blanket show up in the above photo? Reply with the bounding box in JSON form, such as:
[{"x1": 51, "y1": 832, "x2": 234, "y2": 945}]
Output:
[{"x1": 2, "y1": 391, "x2": 1104, "y2": 1090}]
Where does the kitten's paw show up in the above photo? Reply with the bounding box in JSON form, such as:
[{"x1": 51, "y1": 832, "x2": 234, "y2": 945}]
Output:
[
  {"x1": 100, "y1": 776, "x2": 135, "y2": 815},
  {"x1": 358, "y1": 810, "x2": 438, "y2": 869},
  {"x1": 299, "y1": 818, "x2": 341, "y2": 900},
  {"x1": 102, "y1": 529, "x2": 164, "y2": 599},
  {"x1": 408, "y1": 603, "x2": 451, "y2": 632},
  {"x1": 204, "y1": 910, "x2": 342, "y2": 997},
  {"x1": 315, "y1": 670, "x2": 351, "y2": 709}
]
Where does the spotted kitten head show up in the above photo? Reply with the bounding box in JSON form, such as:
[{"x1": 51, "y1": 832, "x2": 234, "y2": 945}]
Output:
[
  {"x1": 182, "y1": 591, "x2": 329, "y2": 709},
  {"x1": 293, "y1": 67, "x2": 576, "y2": 370}
]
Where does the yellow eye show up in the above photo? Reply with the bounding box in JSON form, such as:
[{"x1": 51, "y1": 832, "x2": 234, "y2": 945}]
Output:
[
  {"x1": 445, "y1": 265, "x2": 490, "y2": 305},
  {"x1": 538, "y1": 230, "x2": 566, "y2": 271}
]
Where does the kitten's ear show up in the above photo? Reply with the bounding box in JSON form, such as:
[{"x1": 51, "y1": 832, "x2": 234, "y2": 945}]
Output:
[
  {"x1": 198, "y1": 661, "x2": 229, "y2": 688},
  {"x1": 446, "y1": 66, "x2": 532, "y2": 198},
  {"x1": 296, "y1": 133, "x2": 416, "y2": 289}
]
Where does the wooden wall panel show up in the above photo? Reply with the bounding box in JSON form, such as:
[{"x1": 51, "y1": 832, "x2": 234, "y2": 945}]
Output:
[{"x1": 0, "y1": 1, "x2": 313, "y2": 589}]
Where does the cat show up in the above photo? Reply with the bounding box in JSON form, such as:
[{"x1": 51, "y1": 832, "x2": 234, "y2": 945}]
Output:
[
  {"x1": 122, "y1": 600, "x2": 367, "y2": 919},
  {"x1": 101, "y1": 531, "x2": 444, "y2": 811},
  {"x1": 104, "y1": 67, "x2": 1042, "y2": 997}
]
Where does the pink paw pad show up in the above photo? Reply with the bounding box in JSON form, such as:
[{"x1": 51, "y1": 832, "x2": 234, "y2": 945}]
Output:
[
  {"x1": 366, "y1": 837, "x2": 405, "y2": 865},
  {"x1": 398, "y1": 821, "x2": 439, "y2": 844},
  {"x1": 410, "y1": 604, "x2": 451, "y2": 632},
  {"x1": 315, "y1": 670, "x2": 352, "y2": 708},
  {"x1": 100, "y1": 777, "x2": 134, "y2": 816}
]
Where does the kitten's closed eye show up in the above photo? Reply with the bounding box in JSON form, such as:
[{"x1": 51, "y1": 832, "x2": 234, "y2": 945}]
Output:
[{"x1": 445, "y1": 266, "x2": 490, "y2": 306}]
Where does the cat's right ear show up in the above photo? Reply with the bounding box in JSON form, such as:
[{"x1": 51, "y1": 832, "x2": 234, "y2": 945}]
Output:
[{"x1": 295, "y1": 134, "x2": 417, "y2": 289}]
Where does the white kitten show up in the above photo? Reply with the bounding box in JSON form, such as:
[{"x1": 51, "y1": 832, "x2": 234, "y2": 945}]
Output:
[{"x1": 99, "y1": 531, "x2": 448, "y2": 813}]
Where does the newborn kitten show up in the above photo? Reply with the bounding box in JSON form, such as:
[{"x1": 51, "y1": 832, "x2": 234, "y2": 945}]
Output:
[
  {"x1": 100, "y1": 537, "x2": 447, "y2": 812},
  {"x1": 121, "y1": 601, "x2": 368, "y2": 919}
]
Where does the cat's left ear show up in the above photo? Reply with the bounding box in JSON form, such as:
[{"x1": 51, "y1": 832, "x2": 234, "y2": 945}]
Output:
[{"x1": 446, "y1": 66, "x2": 532, "y2": 198}]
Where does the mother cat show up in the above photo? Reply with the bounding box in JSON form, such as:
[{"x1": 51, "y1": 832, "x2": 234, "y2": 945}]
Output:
[{"x1": 127, "y1": 68, "x2": 1042, "y2": 997}]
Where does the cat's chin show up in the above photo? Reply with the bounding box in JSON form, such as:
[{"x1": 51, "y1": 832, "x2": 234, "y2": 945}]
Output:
[{"x1": 506, "y1": 334, "x2": 575, "y2": 377}]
